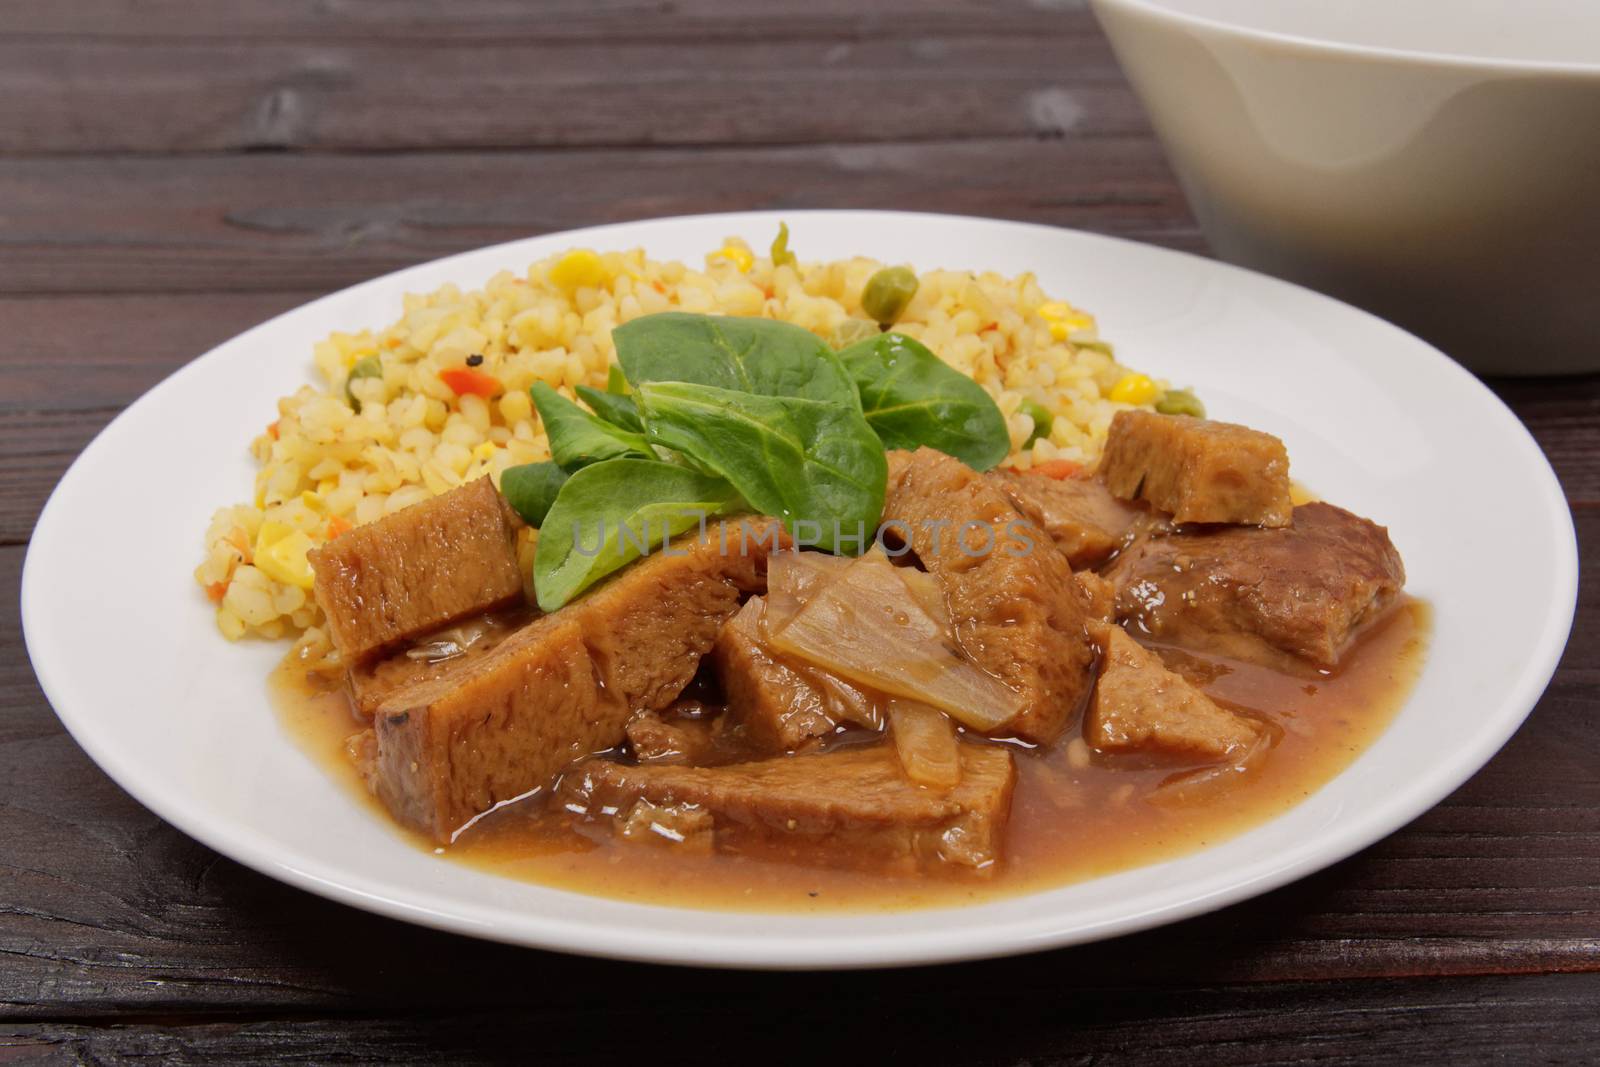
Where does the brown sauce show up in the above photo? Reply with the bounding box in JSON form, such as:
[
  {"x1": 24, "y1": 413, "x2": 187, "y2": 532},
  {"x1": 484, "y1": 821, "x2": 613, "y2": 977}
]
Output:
[{"x1": 271, "y1": 599, "x2": 1430, "y2": 914}]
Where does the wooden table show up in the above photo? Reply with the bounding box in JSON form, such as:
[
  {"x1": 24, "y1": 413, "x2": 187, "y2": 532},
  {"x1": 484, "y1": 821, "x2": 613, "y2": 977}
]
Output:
[{"x1": 3, "y1": 3, "x2": 1596, "y2": 1061}]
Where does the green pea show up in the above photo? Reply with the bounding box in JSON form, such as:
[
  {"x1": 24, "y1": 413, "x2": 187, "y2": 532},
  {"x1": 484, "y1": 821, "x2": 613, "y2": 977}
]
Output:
[
  {"x1": 861, "y1": 266, "x2": 919, "y2": 326},
  {"x1": 1020, "y1": 397, "x2": 1054, "y2": 446},
  {"x1": 1155, "y1": 388, "x2": 1205, "y2": 418},
  {"x1": 344, "y1": 355, "x2": 383, "y2": 413}
]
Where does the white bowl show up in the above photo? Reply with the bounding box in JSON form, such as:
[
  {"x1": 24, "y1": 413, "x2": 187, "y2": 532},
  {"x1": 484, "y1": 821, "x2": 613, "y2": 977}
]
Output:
[{"x1": 1090, "y1": 0, "x2": 1600, "y2": 375}]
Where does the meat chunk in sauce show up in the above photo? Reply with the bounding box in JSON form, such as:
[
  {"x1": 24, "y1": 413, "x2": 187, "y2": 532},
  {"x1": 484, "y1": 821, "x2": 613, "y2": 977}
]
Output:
[
  {"x1": 1074, "y1": 570, "x2": 1117, "y2": 624},
  {"x1": 309, "y1": 477, "x2": 525, "y2": 663},
  {"x1": 1088, "y1": 624, "x2": 1262, "y2": 762},
  {"x1": 625, "y1": 709, "x2": 721, "y2": 765},
  {"x1": 882, "y1": 448, "x2": 1095, "y2": 744},
  {"x1": 992, "y1": 470, "x2": 1141, "y2": 568},
  {"x1": 714, "y1": 598, "x2": 844, "y2": 754},
  {"x1": 1099, "y1": 411, "x2": 1292, "y2": 527},
  {"x1": 561, "y1": 744, "x2": 1016, "y2": 875},
  {"x1": 346, "y1": 613, "x2": 528, "y2": 718},
  {"x1": 371, "y1": 520, "x2": 778, "y2": 842},
  {"x1": 1103, "y1": 502, "x2": 1405, "y2": 667}
]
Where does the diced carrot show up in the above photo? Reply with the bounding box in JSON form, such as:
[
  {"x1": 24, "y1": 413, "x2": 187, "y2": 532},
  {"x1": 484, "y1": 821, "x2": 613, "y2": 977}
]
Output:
[
  {"x1": 1029, "y1": 459, "x2": 1083, "y2": 480},
  {"x1": 651, "y1": 280, "x2": 666, "y2": 294},
  {"x1": 979, "y1": 321, "x2": 998, "y2": 332},
  {"x1": 439, "y1": 366, "x2": 501, "y2": 398},
  {"x1": 205, "y1": 581, "x2": 228, "y2": 603},
  {"x1": 326, "y1": 514, "x2": 352, "y2": 540},
  {"x1": 266, "y1": 420, "x2": 279, "y2": 440}
]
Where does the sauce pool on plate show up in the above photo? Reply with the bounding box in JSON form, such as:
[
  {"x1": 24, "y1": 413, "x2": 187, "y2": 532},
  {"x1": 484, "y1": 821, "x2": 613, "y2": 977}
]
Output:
[{"x1": 271, "y1": 599, "x2": 1428, "y2": 913}]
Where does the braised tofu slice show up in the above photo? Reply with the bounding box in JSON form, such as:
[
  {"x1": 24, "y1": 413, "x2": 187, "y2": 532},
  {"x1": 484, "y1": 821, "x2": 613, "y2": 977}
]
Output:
[
  {"x1": 882, "y1": 448, "x2": 1095, "y2": 744},
  {"x1": 1103, "y1": 502, "x2": 1405, "y2": 667},
  {"x1": 992, "y1": 470, "x2": 1141, "y2": 568},
  {"x1": 561, "y1": 744, "x2": 1016, "y2": 875},
  {"x1": 373, "y1": 615, "x2": 602, "y2": 840},
  {"x1": 372, "y1": 520, "x2": 779, "y2": 842},
  {"x1": 714, "y1": 598, "x2": 845, "y2": 754},
  {"x1": 1087, "y1": 624, "x2": 1261, "y2": 762},
  {"x1": 309, "y1": 477, "x2": 525, "y2": 662},
  {"x1": 1099, "y1": 410, "x2": 1292, "y2": 527}
]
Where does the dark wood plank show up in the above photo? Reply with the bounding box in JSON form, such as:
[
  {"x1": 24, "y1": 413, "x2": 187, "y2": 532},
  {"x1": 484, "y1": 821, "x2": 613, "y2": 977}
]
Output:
[
  {"x1": 1486, "y1": 378, "x2": 1600, "y2": 503},
  {"x1": 0, "y1": 33, "x2": 1140, "y2": 154},
  {"x1": 0, "y1": 141, "x2": 1198, "y2": 296},
  {"x1": 2, "y1": 0, "x2": 1094, "y2": 43},
  {"x1": 4, "y1": 972, "x2": 1599, "y2": 1065},
  {"x1": 0, "y1": 292, "x2": 322, "y2": 411}
]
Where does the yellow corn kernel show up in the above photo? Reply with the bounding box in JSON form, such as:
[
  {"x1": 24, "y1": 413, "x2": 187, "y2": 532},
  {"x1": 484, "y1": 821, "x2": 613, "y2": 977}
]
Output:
[
  {"x1": 253, "y1": 522, "x2": 316, "y2": 589},
  {"x1": 1109, "y1": 372, "x2": 1160, "y2": 406},
  {"x1": 317, "y1": 478, "x2": 338, "y2": 496},
  {"x1": 473, "y1": 441, "x2": 497, "y2": 462},
  {"x1": 550, "y1": 249, "x2": 608, "y2": 291},
  {"x1": 499, "y1": 388, "x2": 533, "y2": 424},
  {"x1": 300, "y1": 490, "x2": 326, "y2": 513},
  {"x1": 1041, "y1": 298, "x2": 1091, "y2": 340},
  {"x1": 714, "y1": 244, "x2": 754, "y2": 273}
]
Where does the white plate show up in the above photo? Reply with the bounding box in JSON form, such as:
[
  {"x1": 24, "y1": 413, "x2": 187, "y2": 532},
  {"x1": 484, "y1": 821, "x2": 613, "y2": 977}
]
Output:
[{"x1": 21, "y1": 210, "x2": 1577, "y2": 969}]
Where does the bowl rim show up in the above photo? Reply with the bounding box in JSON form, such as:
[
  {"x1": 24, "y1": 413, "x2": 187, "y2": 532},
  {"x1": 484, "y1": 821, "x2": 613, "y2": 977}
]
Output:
[{"x1": 1089, "y1": 0, "x2": 1600, "y2": 77}]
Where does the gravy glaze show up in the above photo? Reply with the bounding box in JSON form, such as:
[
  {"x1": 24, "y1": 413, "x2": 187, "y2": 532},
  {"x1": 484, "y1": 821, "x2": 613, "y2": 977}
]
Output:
[{"x1": 272, "y1": 599, "x2": 1428, "y2": 913}]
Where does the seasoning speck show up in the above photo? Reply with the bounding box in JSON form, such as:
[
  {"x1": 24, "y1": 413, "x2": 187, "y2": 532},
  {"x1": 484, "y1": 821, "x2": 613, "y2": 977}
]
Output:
[{"x1": 466, "y1": 353, "x2": 484, "y2": 367}]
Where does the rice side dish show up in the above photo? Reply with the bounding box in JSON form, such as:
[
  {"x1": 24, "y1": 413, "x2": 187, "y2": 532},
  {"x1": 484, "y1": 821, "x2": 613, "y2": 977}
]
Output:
[{"x1": 195, "y1": 236, "x2": 1174, "y2": 658}]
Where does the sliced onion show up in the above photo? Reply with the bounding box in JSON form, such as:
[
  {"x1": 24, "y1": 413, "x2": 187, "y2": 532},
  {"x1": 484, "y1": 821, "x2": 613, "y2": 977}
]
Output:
[
  {"x1": 737, "y1": 596, "x2": 882, "y2": 731},
  {"x1": 896, "y1": 566, "x2": 952, "y2": 632},
  {"x1": 405, "y1": 639, "x2": 464, "y2": 663},
  {"x1": 403, "y1": 619, "x2": 493, "y2": 662},
  {"x1": 888, "y1": 699, "x2": 961, "y2": 789},
  {"x1": 765, "y1": 550, "x2": 852, "y2": 629},
  {"x1": 765, "y1": 551, "x2": 1022, "y2": 733}
]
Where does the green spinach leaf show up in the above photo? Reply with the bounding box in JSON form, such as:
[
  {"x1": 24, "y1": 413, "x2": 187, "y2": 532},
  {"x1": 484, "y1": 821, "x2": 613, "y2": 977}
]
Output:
[
  {"x1": 575, "y1": 384, "x2": 643, "y2": 432},
  {"x1": 636, "y1": 381, "x2": 886, "y2": 554},
  {"x1": 613, "y1": 312, "x2": 857, "y2": 405},
  {"x1": 835, "y1": 332, "x2": 1010, "y2": 471},
  {"x1": 530, "y1": 381, "x2": 652, "y2": 470},
  {"x1": 499, "y1": 461, "x2": 569, "y2": 527},
  {"x1": 533, "y1": 458, "x2": 745, "y2": 611}
]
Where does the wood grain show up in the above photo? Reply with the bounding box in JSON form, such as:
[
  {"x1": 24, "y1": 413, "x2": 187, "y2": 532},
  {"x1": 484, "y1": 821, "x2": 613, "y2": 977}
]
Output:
[
  {"x1": 2, "y1": 0, "x2": 1096, "y2": 41},
  {"x1": 0, "y1": 140, "x2": 1198, "y2": 296},
  {"x1": 4, "y1": 972, "x2": 1599, "y2": 1065},
  {"x1": 0, "y1": 34, "x2": 1139, "y2": 154}
]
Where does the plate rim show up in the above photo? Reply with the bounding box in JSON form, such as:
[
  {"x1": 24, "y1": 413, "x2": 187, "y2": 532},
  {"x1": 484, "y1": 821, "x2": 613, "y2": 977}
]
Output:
[{"x1": 20, "y1": 208, "x2": 1579, "y2": 969}]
